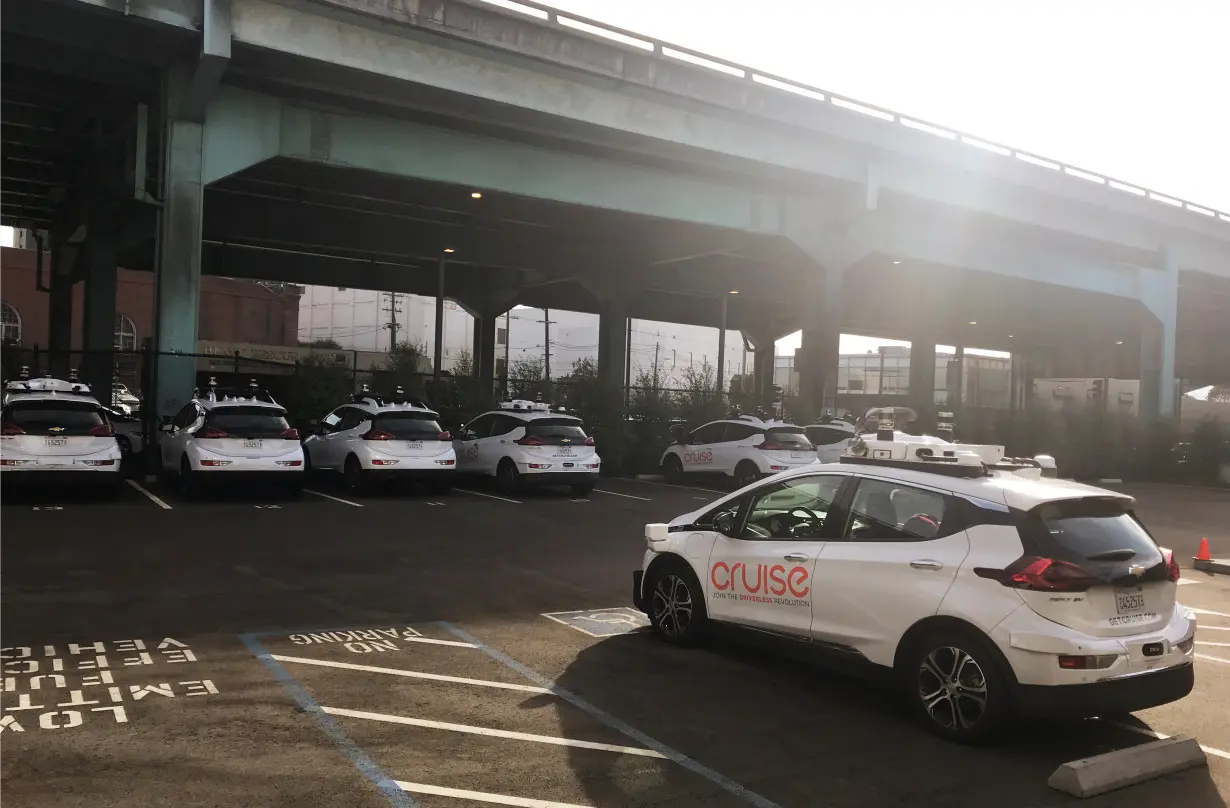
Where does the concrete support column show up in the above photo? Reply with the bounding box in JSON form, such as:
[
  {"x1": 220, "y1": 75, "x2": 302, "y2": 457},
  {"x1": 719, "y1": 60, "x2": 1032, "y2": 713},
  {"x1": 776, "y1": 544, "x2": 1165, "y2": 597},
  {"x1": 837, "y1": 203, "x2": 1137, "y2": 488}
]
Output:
[
  {"x1": 948, "y1": 345, "x2": 965, "y2": 411},
  {"x1": 473, "y1": 311, "x2": 497, "y2": 394},
  {"x1": 798, "y1": 266, "x2": 844, "y2": 416},
  {"x1": 152, "y1": 65, "x2": 207, "y2": 419},
  {"x1": 753, "y1": 346, "x2": 775, "y2": 408},
  {"x1": 908, "y1": 335, "x2": 937, "y2": 428},
  {"x1": 1138, "y1": 251, "x2": 1179, "y2": 422},
  {"x1": 433, "y1": 257, "x2": 446, "y2": 382},
  {"x1": 597, "y1": 298, "x2": 629, "y2": 394},
  {"x1": 47, "y1": 241, "x2": 75, "y2": 376},
  {"x1": 80, "y1": 206, "x2": 119, "y2": 398}
]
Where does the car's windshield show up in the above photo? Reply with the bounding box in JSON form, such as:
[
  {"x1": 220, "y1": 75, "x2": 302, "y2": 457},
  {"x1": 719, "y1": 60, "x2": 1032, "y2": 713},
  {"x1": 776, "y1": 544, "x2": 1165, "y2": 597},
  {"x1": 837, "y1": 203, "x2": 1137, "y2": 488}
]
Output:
[{"x1": 2, "y1": 401, "x2": 106, "y2": 435}]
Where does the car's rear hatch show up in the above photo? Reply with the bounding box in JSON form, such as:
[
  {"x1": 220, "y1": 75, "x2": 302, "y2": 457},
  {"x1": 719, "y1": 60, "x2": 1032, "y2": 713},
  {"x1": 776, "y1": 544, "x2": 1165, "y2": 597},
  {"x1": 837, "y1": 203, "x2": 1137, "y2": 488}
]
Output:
[
  {"x1": 1, "y1": 400, "x2": 115, "y2": 461},
  {"x1": 365, "y1": 412, "x2": 451, "y2": 458},
  {"x1": 758, "y1": 426, "x2": 817, "y2": 467},
  {"x1": 1003, "y1": 496, "x2": 1175, "y2": 637},
  {"x1": 515, "y1": 418, "x2": 596, "y2": 465},
  {"x1": 199, "y1": 407, "x2": 299, "y2": 458}
]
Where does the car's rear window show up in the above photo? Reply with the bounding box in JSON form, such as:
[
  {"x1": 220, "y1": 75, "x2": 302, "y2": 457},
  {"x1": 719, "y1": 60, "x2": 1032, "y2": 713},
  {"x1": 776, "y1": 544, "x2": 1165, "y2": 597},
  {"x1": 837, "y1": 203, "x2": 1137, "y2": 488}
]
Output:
[
  {"x1": 205, "y1": 407, "x2": 290, "y2": 438},
  {"x1": 2, "y1": 401, "x2": 105, "y2": 435},
  {"x1": 806, "y1": 426, "x2": 852, "y2": 446},
  {"x1": 1017, "y1": 497, "x2": 1164, "y2": 576},
  {"x1": 764, "y1": 427, "x2": 813, "y2": 450},
  {"x1": 373, "y1": 412, "x2": 443, "y2": 439},
  {"x1": 524, "y1": 418, "x2": 587, "y2": 445}
]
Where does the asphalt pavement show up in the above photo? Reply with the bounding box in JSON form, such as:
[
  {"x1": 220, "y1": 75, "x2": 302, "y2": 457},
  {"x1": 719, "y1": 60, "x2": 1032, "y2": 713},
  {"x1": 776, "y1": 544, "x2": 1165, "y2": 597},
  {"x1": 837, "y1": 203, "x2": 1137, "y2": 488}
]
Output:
[{"x1": 2, "y1": 471, "x2": 1228, "y2": 808}]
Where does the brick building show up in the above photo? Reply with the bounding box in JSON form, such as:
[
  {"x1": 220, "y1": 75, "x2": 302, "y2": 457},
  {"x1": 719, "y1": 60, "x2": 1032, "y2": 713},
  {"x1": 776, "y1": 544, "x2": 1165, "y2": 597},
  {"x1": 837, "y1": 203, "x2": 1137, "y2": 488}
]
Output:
[{"x1": 0, "y1": 247, "x2": 302, "y2": 350}]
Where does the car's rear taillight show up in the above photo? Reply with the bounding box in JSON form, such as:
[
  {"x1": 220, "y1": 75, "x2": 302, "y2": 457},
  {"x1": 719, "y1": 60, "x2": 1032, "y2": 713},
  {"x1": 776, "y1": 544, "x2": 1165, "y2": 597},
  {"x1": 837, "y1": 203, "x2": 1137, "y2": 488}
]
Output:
[
  {"x1": 515, "y1": 435, "x2": 547, "y2": 446},
  {"x1": 1, "y1": 423, "x2": 25, "y2": 436},
  {"x1": 89, "y1": 423, "x2": 115, "y2": 437},
  {"x1": 280, "y1": 428, "x2": 300, "y2": 440},
  {"x1": 1162, "y1": 548, "x2": 1181, "y2": 583},
  {"x1": 437, "y1": 431, "x2": 452, "y2": 441},
  {"x1": 583, "y1": 436, "x2": 595, "y2": 446},
  {"x1": 757, "y1": 441, "x2": 785, "y2": 451},
  {"x1": 363, "y1": 429, "x2": 394, "y2": 441},
  {"x1": 975, "y1": 556, "x2": 1102, "y2": 592},
  {"x1": 197, "y1": 427, "x2": 228, "y2": 439}
]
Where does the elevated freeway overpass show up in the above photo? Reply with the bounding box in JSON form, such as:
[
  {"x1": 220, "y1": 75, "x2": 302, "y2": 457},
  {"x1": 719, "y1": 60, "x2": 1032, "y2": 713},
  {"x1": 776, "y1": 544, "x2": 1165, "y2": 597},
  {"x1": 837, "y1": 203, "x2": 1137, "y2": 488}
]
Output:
[{"x1": 2, "y1": 0, "x2": 1227, "y2": 420}]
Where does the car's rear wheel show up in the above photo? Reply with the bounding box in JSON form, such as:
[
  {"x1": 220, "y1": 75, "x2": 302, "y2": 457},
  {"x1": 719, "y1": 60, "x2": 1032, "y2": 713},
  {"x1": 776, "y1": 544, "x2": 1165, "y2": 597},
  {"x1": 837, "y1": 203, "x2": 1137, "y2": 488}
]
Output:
[
  {"x1": 734, "y1": 460, "x2": 760, "y2": 488},
  {"x1": 178, "y1": 457, "x2": 199, "y2": 500},
  {"x1": 903, "y1": 630, "x2": 1009, "y2": 743},
  {"x1": 663, "y1": 454, "x2": 684, "y2": 484},
  {"x1": 116, "y1": 436, "x2": 132, "y2": 457},
  {"x1": 343, "y1": 455, "x2": 368, "y2": 495},
  {"x1": 497, "y1": 459, "x2": 521, "y2": 495},
  {"x1": 646, "y1": 561, "x2": 707, "y2": 646}
]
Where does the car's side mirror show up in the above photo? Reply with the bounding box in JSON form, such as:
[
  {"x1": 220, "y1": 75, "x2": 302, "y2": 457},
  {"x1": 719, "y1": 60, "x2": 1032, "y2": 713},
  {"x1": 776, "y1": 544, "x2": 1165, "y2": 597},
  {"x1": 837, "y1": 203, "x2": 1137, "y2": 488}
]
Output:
[{"x1": 158, "y1": 422, "x2": 175, "y2": 433}]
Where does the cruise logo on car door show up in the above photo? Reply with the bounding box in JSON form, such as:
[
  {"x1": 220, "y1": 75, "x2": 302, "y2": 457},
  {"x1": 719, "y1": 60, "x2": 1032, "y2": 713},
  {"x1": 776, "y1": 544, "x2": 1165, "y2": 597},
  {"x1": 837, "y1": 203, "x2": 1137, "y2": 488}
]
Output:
[{"x1": 710, "y1": 561, "x2": 810, "y2": 606}]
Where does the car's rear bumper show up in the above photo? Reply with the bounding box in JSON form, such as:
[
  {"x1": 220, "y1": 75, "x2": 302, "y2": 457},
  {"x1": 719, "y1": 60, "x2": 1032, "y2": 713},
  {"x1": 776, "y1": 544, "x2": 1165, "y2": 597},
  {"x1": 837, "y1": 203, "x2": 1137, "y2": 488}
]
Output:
[
  {"x1": 1014, "y1": 661, "x2": 1194, "y2": 717},
  {"x1": 1, "y1": 468, "x2": 122, "y2": 486}
]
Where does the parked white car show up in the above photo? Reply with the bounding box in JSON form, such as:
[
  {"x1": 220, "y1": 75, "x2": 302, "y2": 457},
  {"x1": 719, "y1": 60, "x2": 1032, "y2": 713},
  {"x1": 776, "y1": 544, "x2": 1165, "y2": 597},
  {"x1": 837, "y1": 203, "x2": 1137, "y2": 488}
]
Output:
[
  {"x1": 303, "y1": 388, "x2": 456, "y2": 494},
  {"x1": 158, "y1": 381, "x2": 304, "y2": 498},
  {"x1": 660, "y1": 416, "x2": 820, "y2": 488},
  {"x1": 805, "y1": 419, "x2": 857, "y2": 463},
  {"x1": 1, "y1": 371, "x2": 123, "y2": 492},
  {"x1": 454, "y1": 400, "x2": 599, "y2": 496},
  {"x1": 634, "y1": 439, "x2": 1192, "y2": 742}
]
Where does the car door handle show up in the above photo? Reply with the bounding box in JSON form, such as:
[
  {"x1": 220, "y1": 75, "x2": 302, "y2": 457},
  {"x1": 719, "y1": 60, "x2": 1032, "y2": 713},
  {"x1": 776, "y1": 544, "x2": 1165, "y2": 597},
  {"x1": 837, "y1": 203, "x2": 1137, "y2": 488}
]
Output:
[
  {"x1": 783, "y1": 553, "x2": 809, "y2": 562},
  {"x1": 909, "y1": 560, "x2": 944, "y2": 570}
]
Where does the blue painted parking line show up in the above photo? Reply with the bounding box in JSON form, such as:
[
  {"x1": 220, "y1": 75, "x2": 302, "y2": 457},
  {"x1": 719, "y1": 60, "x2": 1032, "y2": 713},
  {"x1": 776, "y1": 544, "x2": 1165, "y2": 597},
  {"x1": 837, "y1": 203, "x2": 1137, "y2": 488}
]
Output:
[{"x1": 541, "y1": 607, "x2": 649, "y2": 637}]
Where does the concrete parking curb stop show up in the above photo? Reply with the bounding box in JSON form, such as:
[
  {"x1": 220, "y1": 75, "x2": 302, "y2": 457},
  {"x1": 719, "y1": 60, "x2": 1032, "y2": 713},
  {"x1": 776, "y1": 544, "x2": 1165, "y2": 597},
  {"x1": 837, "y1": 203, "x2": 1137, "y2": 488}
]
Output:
[
  {"x1": 1194, "y1": 557, "x2": 1230, "y2": 575},
  {"x1": 1047, "y1": 736, "x2": 1207, "y2": 798}
]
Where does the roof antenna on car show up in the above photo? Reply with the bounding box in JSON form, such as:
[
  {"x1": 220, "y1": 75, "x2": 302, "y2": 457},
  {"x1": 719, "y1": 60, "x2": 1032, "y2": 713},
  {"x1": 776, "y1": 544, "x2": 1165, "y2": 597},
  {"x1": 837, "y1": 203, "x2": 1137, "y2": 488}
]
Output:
[
  {"x1": 192, "y1": 387, "x2": 201, "y2": 400},
  {"x1": 207, "y1": 376, "x2": 218, "y2": 402},
  {"x1": 18, "y1": 365, "x2": 29, "y2": 380},
  {"x1": 936, "y1": 412, "x2": 956, "y2": 442},
  {"x1": 68, "y1": 368, "x2": 79, "y2": 382}
]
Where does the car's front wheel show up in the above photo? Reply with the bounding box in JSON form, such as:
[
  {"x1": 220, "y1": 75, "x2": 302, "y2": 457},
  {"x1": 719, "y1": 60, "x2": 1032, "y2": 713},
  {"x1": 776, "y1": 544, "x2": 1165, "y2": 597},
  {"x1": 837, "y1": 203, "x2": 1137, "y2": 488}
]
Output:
[
  {"x1": 497, "y1": 459, "x2": 521, "y2": 495},
  {"x1": 903, "y1": 630, "x2": 1009, "y2": 743},
  {"x1": 178, "y1": 457, "x2": 200, "y2": 500},
  {"x1": 663, "y1": 454, "x2": 684, "y2": 484},
  {"x1": 646, "y1": 562, "x2": 707, "y2": 646},
  {"x1": 343, "y1": 455, "x2": 368, "y2": 495},
  {"x1": 733, "y1": 460, "x2": 760, "y2": 489}
]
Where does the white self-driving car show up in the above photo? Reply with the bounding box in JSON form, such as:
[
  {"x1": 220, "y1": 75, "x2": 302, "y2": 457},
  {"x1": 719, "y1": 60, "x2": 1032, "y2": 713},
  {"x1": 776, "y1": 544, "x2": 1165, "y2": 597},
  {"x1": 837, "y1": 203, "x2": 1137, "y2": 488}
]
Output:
[
  {"x1": 158, "y1": 380, "x2": 304, "y2": 498},
  {"x1": 661, "y1": 415, "x2": 820, "y2": 488},
  {"x1": 454, "y1": 399, "x2": 599, "y2": 496},
  {"x1": 1, "y1": 370, "x2": 123, "y2": 492},
  {"x1": 303, "y1": 387, "x2": 456, "y2": 494},
  {"x1": 805, "y1": 418, "x2": 857, "y2": 463},
  {"x1": 634, "y1": 437, "x2": 1193, "y2": 742}
]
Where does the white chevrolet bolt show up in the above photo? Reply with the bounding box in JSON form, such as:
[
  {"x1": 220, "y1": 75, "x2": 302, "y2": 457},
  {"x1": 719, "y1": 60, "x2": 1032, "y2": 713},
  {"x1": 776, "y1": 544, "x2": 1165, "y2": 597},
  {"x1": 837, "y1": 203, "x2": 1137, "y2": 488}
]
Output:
[
  {"x1": 302, "y1": 388, "x2": 456, "y2": 494},
  {"x1": 453, "y1": 400, "x2": 599, "y2": 496},
  {"x1": 158, "y1": 381, "x2": 304, "y2": 499},
  {"x1": 1, "y1": 372, "x2": 123, "y2": 492},
  {"x1": 634, "y1": 434, "x2": 1194, "y2": 742},
  {"x1": 660, "y1": 415, "x2": 820, "y2": 488}
]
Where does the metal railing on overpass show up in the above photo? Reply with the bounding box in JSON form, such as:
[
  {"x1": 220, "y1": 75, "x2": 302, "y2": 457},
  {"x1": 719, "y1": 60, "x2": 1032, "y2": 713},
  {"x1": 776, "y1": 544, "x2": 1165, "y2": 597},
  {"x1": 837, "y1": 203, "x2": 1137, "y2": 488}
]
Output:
[{"x1": 465, "y1": 0, "x2": 1227, "y2": 225}]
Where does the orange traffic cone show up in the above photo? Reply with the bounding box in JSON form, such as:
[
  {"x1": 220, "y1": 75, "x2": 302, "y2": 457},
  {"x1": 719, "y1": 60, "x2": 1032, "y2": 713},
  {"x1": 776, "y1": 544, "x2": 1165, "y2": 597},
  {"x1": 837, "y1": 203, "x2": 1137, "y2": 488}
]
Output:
[{"x1": 1194, "y1": 538, "x2": 1212, "y2": 570}]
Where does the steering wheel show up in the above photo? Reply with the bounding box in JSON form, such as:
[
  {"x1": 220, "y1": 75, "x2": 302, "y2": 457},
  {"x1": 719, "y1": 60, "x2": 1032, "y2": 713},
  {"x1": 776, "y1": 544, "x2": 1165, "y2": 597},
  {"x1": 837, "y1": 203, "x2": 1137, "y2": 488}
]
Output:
[{"x1": 786, "y1": 506, "x2": 823, "y2": 538}]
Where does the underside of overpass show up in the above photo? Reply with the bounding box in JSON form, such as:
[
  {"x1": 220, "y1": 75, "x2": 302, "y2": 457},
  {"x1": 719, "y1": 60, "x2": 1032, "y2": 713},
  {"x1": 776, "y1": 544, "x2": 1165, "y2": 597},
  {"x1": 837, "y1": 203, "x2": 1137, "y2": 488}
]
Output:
[{"x1": 2, "y1": 0, "x2": 1226, "y2": 423}]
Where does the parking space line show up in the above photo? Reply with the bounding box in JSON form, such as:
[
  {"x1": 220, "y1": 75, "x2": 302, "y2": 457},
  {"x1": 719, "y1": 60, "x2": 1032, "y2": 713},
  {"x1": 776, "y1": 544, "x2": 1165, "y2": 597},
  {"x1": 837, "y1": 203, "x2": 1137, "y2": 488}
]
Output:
[
  {"x1": 441, "y1": 623, "x2": 782, "y2": 808},
  {"x1": 396, "y1": 636, "x2": 480, "y2": 648},
  {"x1": 322, "y1": 706, "x2": 666, "y2": 758},
  {"x1": 1198, "y1": 653, "x2": 1230, "y2": 666},
  {"x1": 591, "y1": 489, "x2": 651, "y2": 502},
  {"x1": 1097, "y1": 718, "x2": 1230, "y2": 761},
  {"x1": 304, "y1": 489, "x2": 365, "y2": 507},
  {"x1": 623, "y1": 477, "x2": 726, "y2": 495},
  {"x1": 1190, "y1": 607, "x2": 1230, "y2": 619},
  {"x1": 1199, "y1": 625, "x2": 1230, "y2": 631},
  {"x1": 269, "y1": 654, "x2": 551, "y2": 693},
  {"x1": 126, "y1": 479, "x2": 173, "y2": 510},
  {"x1": 394, "y1": 781, "x2": 591, "y2": 808},
  {"x1": 240, "y1": 636, "x2": 419, "y2": 808},
  {"x1": 1197, "y1": 641, "x2": 1230, "y2": 647},
  {"x1": 456, "y1": 488, "x2": 522, "y2": 504}
]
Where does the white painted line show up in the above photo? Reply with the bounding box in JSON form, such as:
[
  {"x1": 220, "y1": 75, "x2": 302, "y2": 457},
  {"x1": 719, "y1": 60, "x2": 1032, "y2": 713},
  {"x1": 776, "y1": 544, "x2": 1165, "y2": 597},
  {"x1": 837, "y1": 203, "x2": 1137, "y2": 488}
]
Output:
[
  {"x1": 624, "y1": 477, "x2": 725, "y2": 494},
  {"x1": 397, "y1": 636, "x2": 479, "y2": 648},
  {"x1": 1197, "y1": 641, "x2": 1230, "y2": 647},
  {"x1": 1177, "y1": 579, "x2": 1200, "y2": 586},
  {"x1": 456, "y1": 488, "x2": 522, "y2": 504},
  {"x1": 269, "y1": 654, "x2": 549, "y2": 693},
  {"x1": 1190, "y1": 607, "x2": 1230, "y2": 619},
  {"x1": 1098, "y1": 718, "x2": 1230, "y2": 761},
  {"x1": 396, "y1": 781, "x2": 592, "y2": 808},
  {"x1": 303, "y1": 489, "x2": 364, "y2": 507},
  {"x1": 126, "y1": 479, "x2": 172, "y2": 510},
  {"x1": 1197, "y1": 625, "x2": 1230, "y2": 631},
  {"x1": 1197, "y1": 653, "x2": 1230, "y2": 666},
  {"x1": 591, "y1": 488, "x2": 651, "y2": 501},
  {"x1": 322, "y1": 706, "x2": 665, "y2": 757}
]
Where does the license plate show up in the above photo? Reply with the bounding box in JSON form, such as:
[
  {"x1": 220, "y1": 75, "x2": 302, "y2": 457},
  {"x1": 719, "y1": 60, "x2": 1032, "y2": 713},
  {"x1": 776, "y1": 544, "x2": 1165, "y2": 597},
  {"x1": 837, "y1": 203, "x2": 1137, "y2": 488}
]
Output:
[
  {"x1": 45, "y1": 437, "x2": 67, "y2": 447},
  {"x1": 1115, "y1": 587, "x2": 1147, "y2": 615},
  {"x1": 791, "y1": 451, "x2": 806, "y2": 458},
  {"x1": 243, "y1": 439, "x2": 263, "y2": 449},
  {"x1": 556, "y1": 448, "x2": 575, "y2": 456},
  {"x1": 405, "y1": 441, "x2": 423, "y2": 450}
]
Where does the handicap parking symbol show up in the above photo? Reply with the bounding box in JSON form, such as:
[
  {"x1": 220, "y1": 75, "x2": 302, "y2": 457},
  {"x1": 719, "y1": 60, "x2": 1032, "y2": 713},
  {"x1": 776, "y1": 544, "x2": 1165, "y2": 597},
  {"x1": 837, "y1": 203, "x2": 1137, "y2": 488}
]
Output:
[{"x1": 541, "y1": 607, "x2": 650, "y2": 638}]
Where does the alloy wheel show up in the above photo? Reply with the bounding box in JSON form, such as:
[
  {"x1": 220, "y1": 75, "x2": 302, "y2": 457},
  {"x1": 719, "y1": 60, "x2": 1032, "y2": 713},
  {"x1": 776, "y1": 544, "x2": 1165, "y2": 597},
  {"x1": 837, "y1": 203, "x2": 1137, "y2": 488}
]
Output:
[
  {"x1": 917, "y1": 646, "x2": 988, "y2": 731},
  {"x1": 651, "y1": 574, "x2": 694, "y2": 638}
]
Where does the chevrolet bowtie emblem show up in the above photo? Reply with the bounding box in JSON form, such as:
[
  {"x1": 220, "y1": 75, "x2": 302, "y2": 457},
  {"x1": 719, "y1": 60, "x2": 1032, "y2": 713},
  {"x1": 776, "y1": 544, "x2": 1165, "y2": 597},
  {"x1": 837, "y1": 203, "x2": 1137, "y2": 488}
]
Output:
[{"x1": 1128, "y1": 564, "x2": 1146, "y2": 578}]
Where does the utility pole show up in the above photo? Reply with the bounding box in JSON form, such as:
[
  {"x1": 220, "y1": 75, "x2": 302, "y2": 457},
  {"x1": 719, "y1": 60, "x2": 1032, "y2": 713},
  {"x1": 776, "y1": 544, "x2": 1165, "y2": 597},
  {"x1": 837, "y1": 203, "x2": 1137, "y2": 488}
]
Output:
[
  {"x1": 624, "y1": 318, "x2": 633, "y2": 405},
  {"x1": 382, "y1": 291, "x2": 402, "y2": 352},
  {"x1": 536, "y1": 308, "x2": 556, "y2": 381},
  {"x1": 503, "y1": 311, "x2": 511, "y2": 397}
]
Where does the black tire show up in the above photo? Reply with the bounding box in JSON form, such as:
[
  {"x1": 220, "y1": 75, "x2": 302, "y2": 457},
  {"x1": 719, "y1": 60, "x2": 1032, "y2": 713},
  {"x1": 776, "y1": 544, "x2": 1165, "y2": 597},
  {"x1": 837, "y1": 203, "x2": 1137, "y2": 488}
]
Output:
[
  {"x1": 178, "y1": 457, "x2": 199, "y2": 501},
  {"x1": 116, "y1": 436, "x2": 132, "y2": 457},
  {"x1": 733, "y1": 460, "x2": 761, "y2": 489},
  {"x1": 901, "y1": 629, "x2": 1009, "y2": 744},
  {"x1": 570, "y1": 483, "x2": 594, "y2": 498},
  {"x1": 428, "y1": 480, "x2": 454, "y2": 496},
  {"x1": 645, "y1": 561, "x2": 708, "y2": 646},
  {"x1": 497, "y1": 459, "x2": 521, "y2": 495},
  {"x1": 285, "y1": 482, "x2": 304, "y2": 501},
  {"x1": 663, "y1": 454, "x2": 684, "y2": 484},
  {"x1": 343, "y1": 455, "x2": 368, "y2": 495}
]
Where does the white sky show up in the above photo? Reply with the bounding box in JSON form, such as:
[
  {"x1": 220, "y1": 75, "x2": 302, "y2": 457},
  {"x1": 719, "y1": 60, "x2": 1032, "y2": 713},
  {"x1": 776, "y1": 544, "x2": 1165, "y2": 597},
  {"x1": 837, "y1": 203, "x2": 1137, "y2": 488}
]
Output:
[{"x1": 8, "y1": 0, "x2": 1220, "y2": 360}]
